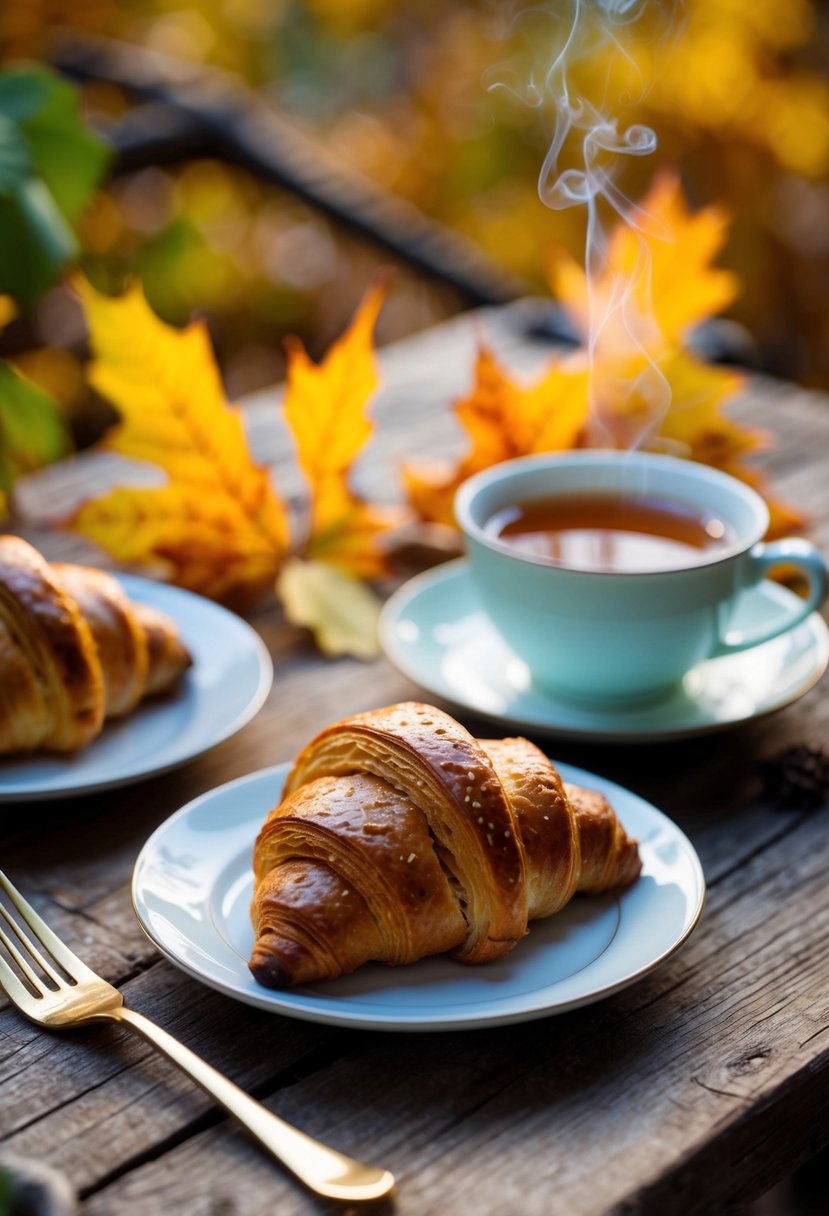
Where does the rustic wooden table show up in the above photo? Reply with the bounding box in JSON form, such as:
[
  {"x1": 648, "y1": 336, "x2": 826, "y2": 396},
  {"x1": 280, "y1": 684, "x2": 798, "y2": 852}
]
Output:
[{"x1": 2, "y1": 300, "x2": 828, "y2": 1215}]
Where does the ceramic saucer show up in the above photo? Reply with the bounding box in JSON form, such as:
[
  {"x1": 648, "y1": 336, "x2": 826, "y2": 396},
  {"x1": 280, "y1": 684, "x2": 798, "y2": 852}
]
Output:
[
  {"x1": 379, "y1": 559, "x2": 829, "y2": 742},
  {"x1": 133, "y1": 761, "x2": 704, "y2": 1030}
]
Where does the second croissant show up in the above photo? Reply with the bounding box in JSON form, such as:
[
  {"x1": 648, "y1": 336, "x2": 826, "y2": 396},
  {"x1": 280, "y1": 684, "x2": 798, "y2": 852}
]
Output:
[
  {"x1": 249, "y1": 702, "x2": 642, "y2": 988},
  {"x1": 0, "y1": 535, "x2": 191, "y2": 756}
]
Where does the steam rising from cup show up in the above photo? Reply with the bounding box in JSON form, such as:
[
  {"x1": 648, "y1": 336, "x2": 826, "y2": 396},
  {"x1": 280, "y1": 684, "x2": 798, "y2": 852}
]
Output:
[{"x1": 489, "y1": 0, "x2": 685, "y2": 448}]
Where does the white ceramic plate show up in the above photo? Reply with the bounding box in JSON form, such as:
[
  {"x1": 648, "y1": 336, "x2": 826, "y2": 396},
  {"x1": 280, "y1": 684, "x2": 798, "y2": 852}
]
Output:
[
  {"x1": 379, "y1": 560, "x2": 829, "y2": 742},
  {"x1": 0, "y1": 576, "x2": 272, "y2": 802},
  {"x1": 132, "y1": 762, "x2": 705, "y2": 1032}
]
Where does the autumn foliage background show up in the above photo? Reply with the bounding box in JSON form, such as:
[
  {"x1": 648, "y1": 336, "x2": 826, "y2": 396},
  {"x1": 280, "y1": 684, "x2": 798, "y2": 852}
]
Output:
[
  {"x1": 1, "y1": 0, "x2": 828, "y2": 650},
  {"x1": 2, "y1": 0, "x2": 829, "y2": 412}
]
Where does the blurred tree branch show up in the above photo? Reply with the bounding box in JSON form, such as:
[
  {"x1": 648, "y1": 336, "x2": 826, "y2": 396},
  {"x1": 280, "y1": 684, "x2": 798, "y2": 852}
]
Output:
[{"x1": 53, "y1": 32, "x2": 526, "y2": 310}]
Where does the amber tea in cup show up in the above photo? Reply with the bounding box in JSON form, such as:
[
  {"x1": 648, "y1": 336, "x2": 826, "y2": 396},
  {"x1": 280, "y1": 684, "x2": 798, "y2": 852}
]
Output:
[{"x1": 484, "y1": 492, "x2": 734, "y2": 574}]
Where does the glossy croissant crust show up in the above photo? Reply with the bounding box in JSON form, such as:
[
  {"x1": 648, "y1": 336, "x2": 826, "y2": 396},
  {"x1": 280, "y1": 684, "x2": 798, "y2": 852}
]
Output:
[
  {"x1": 249, "y1": 702, "x2": 641, "y2": 988},
  {"x1": 0, "y1": 535, "x2": 191, "y2": 755}
]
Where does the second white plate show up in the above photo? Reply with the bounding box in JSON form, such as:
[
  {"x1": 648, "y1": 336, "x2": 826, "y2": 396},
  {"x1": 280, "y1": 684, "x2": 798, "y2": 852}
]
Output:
[{"x1": 132, "y1": 762, "x2": 705, "y2": 1032}]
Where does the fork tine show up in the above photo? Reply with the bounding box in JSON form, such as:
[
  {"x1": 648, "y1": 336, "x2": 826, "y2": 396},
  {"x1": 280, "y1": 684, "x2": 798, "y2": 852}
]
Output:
[
  {"x1": 0, "y1": 906, "x2": 58, "y2": 989},
  {"x1": 0, "y1": 952, "x2": 43, "y2": 1009},
  {"x1": 0, "y1": 869, "x2": 100, "y2": 985}
]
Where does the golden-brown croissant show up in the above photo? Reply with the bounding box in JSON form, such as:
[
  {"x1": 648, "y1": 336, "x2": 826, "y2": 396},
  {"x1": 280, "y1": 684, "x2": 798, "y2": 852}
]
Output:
[
  {"x1": 0, "y1": 535, "x2": 191, "y2": 755},
  {"x1": 249, "y1": 702, "x2": 641, "y2": 988}
]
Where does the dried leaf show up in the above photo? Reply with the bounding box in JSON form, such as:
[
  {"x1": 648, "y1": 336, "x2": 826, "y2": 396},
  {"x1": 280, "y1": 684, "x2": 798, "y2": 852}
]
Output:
[
  {"x1": 404, "y1": 345, "x2": 591, "y2": 526},
  {"x1": 70, "y1": 277, "x2": 290, "y2": 604},
  {"x1": 306, "y1": 499, "x2": 401, "y2": 580},
  {"x1": 457, "y1": 346, "x2": 590, "y2": 460},
  {"x1": 580, "y1": 347, "x2": 749, "y2": 454},
  {"x1": 72, "y1": 485, "x2": 283, "y2": 610},
  {"x1": 277, "y1": 556, "x2": 381, "y2": 658},
  {"x1": 283, "y1": 283, "x2": 382, "y2": 502},
  {"x1": 402, "y1": 457, "x2": 459, "y2": 530},
  {"x1": 648, "y1": 351, "x2": 759, "y2": 462},
  {"x1": 548, "y1": 171, "x2": 740, "y2": 349},
  {"x1": 282, "y1": 278, "x2": 400, "y2": 576}
]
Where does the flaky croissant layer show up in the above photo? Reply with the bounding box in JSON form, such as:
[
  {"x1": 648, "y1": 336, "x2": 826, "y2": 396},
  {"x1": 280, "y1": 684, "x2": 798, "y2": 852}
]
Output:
[
  {"x1": 0, "y1": 535, "x2": 191, "y2": 756},
  {"x1": 249, "y1": 702, "x2": 641, "y2": 988}
]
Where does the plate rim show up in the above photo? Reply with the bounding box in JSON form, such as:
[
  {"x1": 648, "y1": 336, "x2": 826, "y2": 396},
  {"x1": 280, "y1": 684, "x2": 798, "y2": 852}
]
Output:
[
  {"x1": 378, "y1": 558, "x2": 829, "y2": 742},
  {"x1": 0, "y1": 574, "x2": 273, "y2": 802},
  {"x1": 131, "y1": 761, "x2": 706, "y2": 1032}
]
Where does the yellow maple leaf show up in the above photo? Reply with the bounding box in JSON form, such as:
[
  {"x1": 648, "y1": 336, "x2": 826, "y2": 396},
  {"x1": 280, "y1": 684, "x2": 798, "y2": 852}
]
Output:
[
  {"x1": 578, "y1": 346, "x2": 749, "y2": 454},
  {"x1": 548, "y1": 170, "x2": 741, "y2": 351},
  {"x1": 70, "y1": 277, "x2": 290, "y2": 605},
  {"x1": 282, "y1": 277, "x2": 401, "y2": 578},
  {"x1": 72, "y1": 485, "x2": 284, "y2": 609},
  {"x1": 649, "y1": 350, "x2": 761, "y2": 462}
]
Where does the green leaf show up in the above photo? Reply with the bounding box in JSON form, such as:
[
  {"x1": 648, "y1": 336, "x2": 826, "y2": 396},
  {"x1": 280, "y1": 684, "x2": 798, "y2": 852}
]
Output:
[
  {"x1": 0, "y1": 1166, "x2": 13, "y2": 1214},
  {"x1": 277, "y1": 556, "x2": 381, "y2": 658},
  {"x1": 0, "y1": 65, "x2": 110, "y2": 302},
  {"x1": 0, "y1": 360, "x2": 69, "y2": 492},
  {"x1": 0, "y1": 114, "x2": 30, "y2": 191},
  {"x1": 15, "y1": 68, "x2": 111, "y2": 220},
  {"x1": 0, "y1": 68, "x2": 50, "y2": 122},
  {"x1": 0, "y1": 179, "x2": 77, "y2": 304}
]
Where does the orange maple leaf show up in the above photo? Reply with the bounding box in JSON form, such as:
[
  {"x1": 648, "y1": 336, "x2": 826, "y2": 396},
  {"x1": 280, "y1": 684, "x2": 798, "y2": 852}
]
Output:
[
  {"x1": 282, "y1": 277, "x2": 402, "y2": 578},
  {"x1": 70, "y1": 278, "x2": 290, "y2": 606},
  {"x1": 404, "y1": 345, "x2": 591, "y2": 527}
]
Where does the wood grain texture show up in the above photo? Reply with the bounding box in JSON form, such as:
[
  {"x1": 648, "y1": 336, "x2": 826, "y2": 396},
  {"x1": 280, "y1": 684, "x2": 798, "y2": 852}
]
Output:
[{"x1": 2, "y1": 299, "x2": 829, "y2": 1214}]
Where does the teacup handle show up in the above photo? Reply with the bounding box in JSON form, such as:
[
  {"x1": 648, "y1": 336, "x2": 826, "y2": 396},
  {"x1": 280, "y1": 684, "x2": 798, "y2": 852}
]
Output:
[{"x1": 712, "y1": 538, "x2": 828, "y2": 656}]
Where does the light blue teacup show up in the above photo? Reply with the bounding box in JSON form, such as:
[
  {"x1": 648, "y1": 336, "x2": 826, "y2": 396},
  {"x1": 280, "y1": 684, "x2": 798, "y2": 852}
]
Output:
[{"x1": 455, "y1": 451, "x2": 828, "y2": 705}]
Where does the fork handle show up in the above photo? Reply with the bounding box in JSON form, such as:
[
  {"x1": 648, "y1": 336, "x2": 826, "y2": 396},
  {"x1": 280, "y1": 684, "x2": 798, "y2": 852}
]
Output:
[{"x1": 107, "y1": 1006, "x2": 394, "y2": 1202}]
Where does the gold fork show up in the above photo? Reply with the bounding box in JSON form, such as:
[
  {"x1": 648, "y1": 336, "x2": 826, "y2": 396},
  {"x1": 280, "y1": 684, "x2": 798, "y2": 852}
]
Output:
[{"x1": 0, "y1": 869, "x2": 394, "y2": 1203}]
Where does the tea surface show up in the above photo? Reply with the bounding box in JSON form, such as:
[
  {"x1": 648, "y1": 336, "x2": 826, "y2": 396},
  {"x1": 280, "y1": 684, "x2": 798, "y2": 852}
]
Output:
[{"x1": 486, "y1": 492, "x2": 732, "y2": 572}]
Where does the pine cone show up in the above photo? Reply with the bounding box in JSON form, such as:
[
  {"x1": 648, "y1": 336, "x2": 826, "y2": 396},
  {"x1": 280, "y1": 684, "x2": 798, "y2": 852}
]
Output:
[{"x1": 761, "y1": 745, "x2": 829, "y2": 811}]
